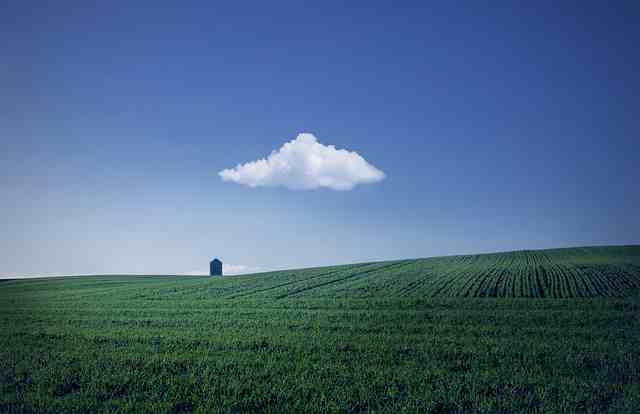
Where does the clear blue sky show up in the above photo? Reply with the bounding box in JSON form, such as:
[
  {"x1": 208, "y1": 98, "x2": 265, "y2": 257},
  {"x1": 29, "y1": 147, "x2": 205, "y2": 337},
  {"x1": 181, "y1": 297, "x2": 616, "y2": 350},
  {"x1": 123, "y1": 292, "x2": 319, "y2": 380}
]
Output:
[{"x1": 2, "y1": 1, "x2": 639, "y2": 276}]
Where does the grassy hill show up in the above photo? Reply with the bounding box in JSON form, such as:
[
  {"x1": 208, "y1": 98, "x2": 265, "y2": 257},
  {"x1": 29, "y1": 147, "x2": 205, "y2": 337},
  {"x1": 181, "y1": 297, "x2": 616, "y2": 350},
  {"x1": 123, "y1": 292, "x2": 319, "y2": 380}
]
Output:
[{"x1": 1, "y1": 245, "x2": 640, "y2": 413}]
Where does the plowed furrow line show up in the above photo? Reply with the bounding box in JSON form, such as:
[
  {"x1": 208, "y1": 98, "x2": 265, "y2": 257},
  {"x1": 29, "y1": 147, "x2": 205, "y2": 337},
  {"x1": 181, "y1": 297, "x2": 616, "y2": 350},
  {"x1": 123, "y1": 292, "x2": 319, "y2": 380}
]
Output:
[{"x1": 276, "y1": 261, "x2": 412, "y2": 299}]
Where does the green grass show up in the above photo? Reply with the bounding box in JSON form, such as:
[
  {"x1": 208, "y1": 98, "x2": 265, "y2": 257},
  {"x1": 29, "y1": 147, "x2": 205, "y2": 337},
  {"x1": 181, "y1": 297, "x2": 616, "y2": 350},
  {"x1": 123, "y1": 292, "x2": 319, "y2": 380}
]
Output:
[{"x1": 2, "y1": 245, "x2": 640, "y2": 413}]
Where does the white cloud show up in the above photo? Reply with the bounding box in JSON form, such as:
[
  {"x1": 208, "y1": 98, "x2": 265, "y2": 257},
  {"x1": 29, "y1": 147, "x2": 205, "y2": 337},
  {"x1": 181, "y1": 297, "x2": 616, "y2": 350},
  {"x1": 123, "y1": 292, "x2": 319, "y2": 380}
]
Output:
[
  {"x1": 219, "y1": 133, "x2": 385, "y2": 191},
  {"x1": 223, "y1": 264, "x2": 260, "y2": 275}
]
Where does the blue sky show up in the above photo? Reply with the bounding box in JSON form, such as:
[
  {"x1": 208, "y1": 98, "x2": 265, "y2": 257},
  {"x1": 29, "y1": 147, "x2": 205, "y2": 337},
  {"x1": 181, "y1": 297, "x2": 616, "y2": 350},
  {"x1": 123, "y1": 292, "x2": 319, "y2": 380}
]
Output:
[{"x1": 1, "y1": 2, "x2": 639, "y2": 276}]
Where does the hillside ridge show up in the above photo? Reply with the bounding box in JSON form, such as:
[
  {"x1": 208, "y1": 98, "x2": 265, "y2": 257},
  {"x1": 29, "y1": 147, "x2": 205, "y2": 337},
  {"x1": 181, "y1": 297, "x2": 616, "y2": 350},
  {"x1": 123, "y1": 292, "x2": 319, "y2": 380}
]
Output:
[{"x1": 4, "y1": 245, "x2": 640, "y2": 299}]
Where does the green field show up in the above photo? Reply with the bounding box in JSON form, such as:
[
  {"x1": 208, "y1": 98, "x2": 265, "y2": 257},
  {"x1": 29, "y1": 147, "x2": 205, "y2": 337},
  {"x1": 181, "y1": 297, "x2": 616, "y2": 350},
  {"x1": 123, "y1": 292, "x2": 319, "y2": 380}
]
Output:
[{"x1": 2, "y1": 245, "x2": 640, "y2": 413}]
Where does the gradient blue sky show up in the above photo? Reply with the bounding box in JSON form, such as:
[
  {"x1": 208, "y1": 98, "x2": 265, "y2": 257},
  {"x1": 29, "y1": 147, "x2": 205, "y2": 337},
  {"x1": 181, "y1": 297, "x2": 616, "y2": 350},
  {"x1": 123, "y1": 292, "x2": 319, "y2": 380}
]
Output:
[{"x1": 2, "y1": 2, "x2": 639, "y2": 276}]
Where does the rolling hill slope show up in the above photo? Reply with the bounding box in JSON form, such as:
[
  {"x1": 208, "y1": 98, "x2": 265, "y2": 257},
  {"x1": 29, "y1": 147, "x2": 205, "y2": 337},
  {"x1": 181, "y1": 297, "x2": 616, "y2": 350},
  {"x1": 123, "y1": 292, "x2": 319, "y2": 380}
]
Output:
[
  {"x1": 206, "y1": 245, "x2": 640, "y2": 299},
  {"x1": 2, "y1": 245, "x2": 640, "y2": 413},
  {"x1": 3, "y1": 245, "x2": 639, "y2": 301}
]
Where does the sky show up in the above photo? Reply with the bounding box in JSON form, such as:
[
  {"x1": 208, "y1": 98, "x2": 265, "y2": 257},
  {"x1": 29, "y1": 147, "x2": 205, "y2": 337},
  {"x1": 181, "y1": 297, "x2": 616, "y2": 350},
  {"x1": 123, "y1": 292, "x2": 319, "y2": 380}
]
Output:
[{"x1": 1, "y1": 1, "x2": 639, "y2": 277}]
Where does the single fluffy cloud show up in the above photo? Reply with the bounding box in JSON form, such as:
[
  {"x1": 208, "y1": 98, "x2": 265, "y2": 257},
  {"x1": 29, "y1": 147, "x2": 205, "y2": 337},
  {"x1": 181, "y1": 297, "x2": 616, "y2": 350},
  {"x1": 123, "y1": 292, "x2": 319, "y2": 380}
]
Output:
[{"x1": 219, "y1": 133, "x2": 385, "y2": 191}]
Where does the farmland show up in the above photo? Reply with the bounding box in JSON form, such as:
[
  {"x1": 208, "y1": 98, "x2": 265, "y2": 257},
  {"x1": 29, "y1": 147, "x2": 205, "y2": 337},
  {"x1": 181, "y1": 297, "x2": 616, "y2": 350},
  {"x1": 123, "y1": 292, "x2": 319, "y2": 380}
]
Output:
[{"x1": 1, "y1": 245, "x2": 640, "y2": 413}]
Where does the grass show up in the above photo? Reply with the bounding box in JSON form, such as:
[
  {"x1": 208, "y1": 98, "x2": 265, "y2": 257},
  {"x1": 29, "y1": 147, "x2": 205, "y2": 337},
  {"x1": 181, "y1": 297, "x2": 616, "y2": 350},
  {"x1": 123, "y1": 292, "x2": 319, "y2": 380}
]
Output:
[{"x1": 1, "y1": 245, "x2": 640, "y2": 413}]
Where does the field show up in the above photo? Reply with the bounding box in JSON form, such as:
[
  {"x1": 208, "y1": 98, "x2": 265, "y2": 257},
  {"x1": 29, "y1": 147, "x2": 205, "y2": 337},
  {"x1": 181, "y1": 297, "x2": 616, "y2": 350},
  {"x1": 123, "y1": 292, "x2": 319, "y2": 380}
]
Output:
[{"x1": 1, "y1": 245, "x2": 640, "y2": 413}]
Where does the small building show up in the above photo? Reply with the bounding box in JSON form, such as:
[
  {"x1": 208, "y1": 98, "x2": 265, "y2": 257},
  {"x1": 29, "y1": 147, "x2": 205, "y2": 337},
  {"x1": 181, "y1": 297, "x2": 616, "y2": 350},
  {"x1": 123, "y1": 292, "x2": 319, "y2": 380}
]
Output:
[{"x1": 210, "y1": 258, "x2": 223, "y2": 276}]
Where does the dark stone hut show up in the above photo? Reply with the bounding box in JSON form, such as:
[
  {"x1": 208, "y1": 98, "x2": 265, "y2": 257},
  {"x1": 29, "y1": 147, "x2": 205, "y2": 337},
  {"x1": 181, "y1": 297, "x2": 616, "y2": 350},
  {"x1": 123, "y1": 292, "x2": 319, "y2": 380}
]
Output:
[{"x1": 210, "y1": 258, "x2": 223, "y2": 276}]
